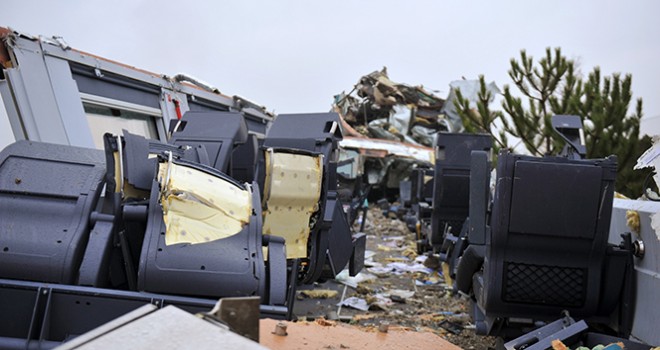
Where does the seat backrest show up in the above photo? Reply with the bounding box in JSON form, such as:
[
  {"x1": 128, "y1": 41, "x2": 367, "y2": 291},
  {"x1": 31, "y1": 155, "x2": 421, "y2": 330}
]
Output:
[
  {"x1": 446, "y1": 150, "x2": 491, "y2": 289},
  {"x1": 169, "y1": 111, "x2": 248, "y2": 173},
  {"x1": 231, "y1": 133, "x2": 258, "y2": 183},
  {"x1": 137, "y1": 158, "x2": 266, "y2": 299},
  {"x1": 261, "y1": 150, "x2": 323, "y2": 260},
  {"x1": 0, "y1": 141, "x2": 105, "y2": 284},
  {"x1": 482, "y1": 151, "x2": 617, "y2": 319},
  {"x1": 430, "y1": 133, "x2": 492, "y2": 247},
  {"x1": 263, "y1": 113, "x2": 342, "y2": 158},
  {"x1": 410, "y1": 168, "x2": 434, "y2": 207},
  {"x1": 260, "y1": 112, "x2": 349, "y2": 284}
]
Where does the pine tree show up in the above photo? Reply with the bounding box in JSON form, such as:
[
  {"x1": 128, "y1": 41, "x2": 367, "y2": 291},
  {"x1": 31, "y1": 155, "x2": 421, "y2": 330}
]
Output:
[
  {"x1": 455, "y1": 47, "x2": 651, "y2": 198},
  {"x1": 501, "y1": 48, "x2": 573, "y2": 155},
  {"x1": 570, "y1": 68, "x2": 651, "y2": 196}
]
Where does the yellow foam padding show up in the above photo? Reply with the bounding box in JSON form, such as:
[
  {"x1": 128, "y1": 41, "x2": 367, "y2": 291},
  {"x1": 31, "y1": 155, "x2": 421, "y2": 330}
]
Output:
[
  {"x1": 158, "y1": 162, "x2": 252, "y2": 245},
  {"x1": 112, "y1": 151, "x2": 150, "y2": 199},
  {"x1": 442, "y1": 262, "x2": 453, "y2": 286},
  {"x1": 113, "y1": 152, "x2": 121, "y2": 193},
  {"x1": 262, "y1": 151, "x2": 323, "y2": 259}
]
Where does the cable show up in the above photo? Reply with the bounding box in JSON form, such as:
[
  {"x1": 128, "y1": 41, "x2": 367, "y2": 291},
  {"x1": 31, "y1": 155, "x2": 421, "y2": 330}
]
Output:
[{"x1": 641, "y1": 171, "x2": 660, "y2": 201}]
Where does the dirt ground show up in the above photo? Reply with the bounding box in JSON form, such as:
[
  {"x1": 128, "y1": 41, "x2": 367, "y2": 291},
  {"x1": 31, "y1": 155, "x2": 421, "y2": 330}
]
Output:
[{"x1": 292, "y1": 206, "x2": 497, "y2": 350}]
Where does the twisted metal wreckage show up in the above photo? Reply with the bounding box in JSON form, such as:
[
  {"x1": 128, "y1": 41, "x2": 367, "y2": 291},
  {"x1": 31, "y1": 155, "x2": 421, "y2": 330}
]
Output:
[
  {"x1": 0, "y1": 27, "x2": 658, "y2": 349},
  {"x1": 332, "y1": 67, "x2": 499, "y2": 208}
]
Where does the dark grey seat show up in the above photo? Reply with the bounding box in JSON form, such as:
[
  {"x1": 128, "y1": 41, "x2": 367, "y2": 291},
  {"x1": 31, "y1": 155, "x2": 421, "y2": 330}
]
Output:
[
  {"x1": 137, "y1": 160, "x2": 268, "y2": 299},
  {"x1": 0, "y1": 141, "x2": 105, "y2": 284},
  {"x1": 102, "y1": 130, "x2": 285, "y2": 305},
  {"x1": 260, "y1": 113, "x2": 362, "y2": 284},
  {"x1": 459, "y1": 150, "x2": 632, "y2": 336},
  {"x1": 430, "y1": 133, "x2": 491, "y2": 248},
  {"x1": 231, "y1": 133, "x2": 258, "y2": 183},
  {"x1": 170, "y1": 111, "x2": 248, "y2": 173}
]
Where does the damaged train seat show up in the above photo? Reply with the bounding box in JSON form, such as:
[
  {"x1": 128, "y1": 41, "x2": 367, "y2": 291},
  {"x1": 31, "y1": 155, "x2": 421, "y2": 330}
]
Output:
[
  {"x1": 259, "y1": 113, "x2": 366, "y2": 284},
  {"x1": 137, "y1": 156, "x2": 266, "y2": 298},
  {"x1": 102, "y1": 128, "x2": 289, "y2": 307},
  {"x1": 456, "y1": 149, "x2": 634, "y2": 337},
  {"x1": 0, "y1": 130, "x2": 291, "y2": 346}
]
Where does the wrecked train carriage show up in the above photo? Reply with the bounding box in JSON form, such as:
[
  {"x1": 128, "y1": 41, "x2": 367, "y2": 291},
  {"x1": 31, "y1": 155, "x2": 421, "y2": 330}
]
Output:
[
  {"x1": 0, "y1": 27, "x2": 359, "y2": 288},
  {"x1": 0, "y1": 28, "x2": 273, "y2": 151},
  {"x1": 0, "y1": 28, "x2": 362, "y2": 347},
  {"x1": 258, "y1": 112, "x2": 365, "y2": 284}
]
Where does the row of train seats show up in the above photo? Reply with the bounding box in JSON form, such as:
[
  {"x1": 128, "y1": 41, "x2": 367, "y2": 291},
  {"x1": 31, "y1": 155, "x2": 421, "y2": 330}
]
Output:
[
  {"x1": 400, "y1": 132, "x2": 492, "y2": 254},
  {"x1": 405, "y1": 116, "x2": 635, "y2": 339},
  {"x1": 0, "y1": 111, "x2": 362, "y2": 345}
]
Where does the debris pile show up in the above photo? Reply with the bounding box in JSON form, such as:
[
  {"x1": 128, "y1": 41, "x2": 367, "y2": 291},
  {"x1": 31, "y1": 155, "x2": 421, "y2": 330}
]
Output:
[
  {"x1": 333, "y1": 67, "x2": 458, "y2": 147},
  {"x1": 332, "y1": 70, "x2": 500, "y2": 201}
]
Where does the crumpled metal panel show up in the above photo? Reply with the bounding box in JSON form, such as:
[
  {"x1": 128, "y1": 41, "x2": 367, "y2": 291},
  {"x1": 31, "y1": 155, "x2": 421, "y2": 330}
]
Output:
[
  {"x1": 157, "y1": 162, "x2": 252, "y2": 245},
  {"x1": 333, "y1": 67, "x2": 450, "y2": 147},
  {"x1": 339, "y1": 136, "x2": 434, "y2": 164},
  {"x1": 262, "y1": 151, "x2": 322, "y2": 259}
]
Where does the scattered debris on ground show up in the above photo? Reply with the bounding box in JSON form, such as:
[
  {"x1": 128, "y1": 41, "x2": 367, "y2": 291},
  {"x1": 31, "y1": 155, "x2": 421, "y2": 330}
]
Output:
[{"x1": 293, "y1": 206, "x2": 497, "y2": 350}]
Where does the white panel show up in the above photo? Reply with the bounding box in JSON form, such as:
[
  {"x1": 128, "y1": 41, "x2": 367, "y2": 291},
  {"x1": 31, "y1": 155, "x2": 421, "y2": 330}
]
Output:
[
  {"x1": 43, "y1": 55, "x2": 95, "y2": 148},
  {"x1": 0, "y1": 93, "x2": 16, "y2": 151}
]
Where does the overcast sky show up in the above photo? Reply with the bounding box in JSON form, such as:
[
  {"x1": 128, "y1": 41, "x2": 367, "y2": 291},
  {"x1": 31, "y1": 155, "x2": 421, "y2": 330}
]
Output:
[{"x1": 2, "y1": 1, "x2": 659, "y2": 129}]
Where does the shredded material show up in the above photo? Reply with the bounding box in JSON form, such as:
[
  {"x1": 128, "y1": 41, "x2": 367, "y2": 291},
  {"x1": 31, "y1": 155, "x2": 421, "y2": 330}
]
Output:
[
  {"x1": 262, "y1": 151, "x2": 322, "y2": 258},
  {"x1": 158, "y1": 162, "x2": 251, "y2": 245}
]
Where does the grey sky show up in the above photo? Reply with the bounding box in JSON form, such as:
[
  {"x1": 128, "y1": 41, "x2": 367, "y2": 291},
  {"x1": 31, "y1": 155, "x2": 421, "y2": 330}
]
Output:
[{"x1": 2, "y1": 1, "x2": 659, "y2": 131}]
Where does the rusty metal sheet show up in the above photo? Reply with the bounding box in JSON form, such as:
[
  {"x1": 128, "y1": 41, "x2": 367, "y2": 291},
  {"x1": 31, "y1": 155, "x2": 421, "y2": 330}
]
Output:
[{"x1": 0, "y1": 27, "x2": 11, "y2": 68}]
